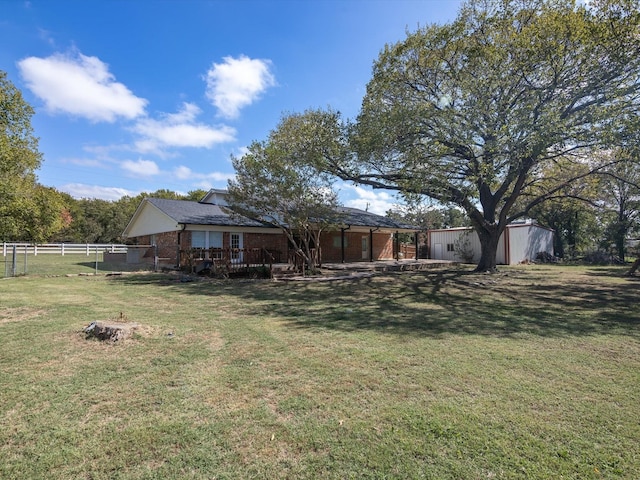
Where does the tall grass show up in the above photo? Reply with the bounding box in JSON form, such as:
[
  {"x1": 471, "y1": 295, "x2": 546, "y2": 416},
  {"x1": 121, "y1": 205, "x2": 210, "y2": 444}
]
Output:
[{"x1": 1, "y1": 265, "x2": 638, "y2": 479}]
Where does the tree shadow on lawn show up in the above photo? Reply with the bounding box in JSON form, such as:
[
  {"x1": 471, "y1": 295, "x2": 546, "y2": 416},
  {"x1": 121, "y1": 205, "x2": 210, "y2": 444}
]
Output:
[
  {"x1": 111, "y1": 267, "x2": 640, "y2": 339},
  {"x1": 75, "y1": 261, "x2": 151, "y2": 273}
]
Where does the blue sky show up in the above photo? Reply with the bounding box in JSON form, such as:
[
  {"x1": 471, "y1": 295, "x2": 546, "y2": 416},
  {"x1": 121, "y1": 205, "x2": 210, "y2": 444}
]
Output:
[{"x1": 2, "y1": 0, "x2": 462, "y2": 214}]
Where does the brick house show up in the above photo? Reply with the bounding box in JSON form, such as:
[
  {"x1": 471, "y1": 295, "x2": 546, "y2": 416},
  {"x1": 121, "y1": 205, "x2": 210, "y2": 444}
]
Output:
[{"x1": 122, "y1": 189, "x2": 420, "y2": 268}]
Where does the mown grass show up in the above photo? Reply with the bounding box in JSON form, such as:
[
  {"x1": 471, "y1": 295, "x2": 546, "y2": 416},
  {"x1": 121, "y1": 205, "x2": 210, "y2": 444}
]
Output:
[
  {"x1": 1, "y1": 264, "x2": 639, "y2": 479},
  {"x1": 1, "y1": 252, "x2": 151, "y2": 277}
]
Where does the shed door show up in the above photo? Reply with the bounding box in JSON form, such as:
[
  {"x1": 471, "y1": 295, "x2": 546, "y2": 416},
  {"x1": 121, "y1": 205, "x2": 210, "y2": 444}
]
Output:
[{"x1": 434, "y1": 243, "x2": 443, "y2": 259}]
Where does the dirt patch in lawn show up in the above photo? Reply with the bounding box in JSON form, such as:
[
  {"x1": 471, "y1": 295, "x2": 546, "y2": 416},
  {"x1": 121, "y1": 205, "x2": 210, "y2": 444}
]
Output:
[{"x1": 0, "y1": 307, "x2": 46, "y2": 325}]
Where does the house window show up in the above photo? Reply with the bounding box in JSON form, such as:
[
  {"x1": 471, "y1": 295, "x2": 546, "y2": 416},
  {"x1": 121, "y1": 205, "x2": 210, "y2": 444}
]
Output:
[
  {"x1": 192, "y1": 231, "x2": 206, "y2": 248},
  {"x1": 192, "y1": 231, "x2": 223, "y2": 249},
  {"x1": 333, "y1": 236, "x2": 348, "y2": 248},
  {"x1": 446, "y1": 243, "x2": 455, "y2": 252},
  {"x1": 208, "y1": 232, "x2": 223, "y2": 259},
  {"x1": 231, "y1": 233, "x2": 240, "y2": 250},
  {"x1": 209, "y1": 232, "x2": 223, "y2": 248}
]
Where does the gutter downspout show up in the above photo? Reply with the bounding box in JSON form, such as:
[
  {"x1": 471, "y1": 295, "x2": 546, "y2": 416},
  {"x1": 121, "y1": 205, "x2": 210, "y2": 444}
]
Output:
[
  {"x1": 176, "y1": 224, "x2": 186, "y2": 268},
  {"x1": 369, "y1": 227, "x2": 379, "y2": 262},
  {"x1": 504, "y1": 226, "x2": 510, "y2": 265},
  {"x1": 395, "y1": 230, "x2": 399, "y2": 260},
  {"x1": 341, "y1": 225, "x2": 351, "y2": 263}
]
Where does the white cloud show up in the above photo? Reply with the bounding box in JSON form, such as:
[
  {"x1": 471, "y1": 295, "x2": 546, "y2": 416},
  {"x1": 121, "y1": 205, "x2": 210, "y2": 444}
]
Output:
[
  {"x1": 121, "y1": 159, "x2": 161, "y2": 177},
  {"x1": 341, "y1": 184, "x2": 400, "y2": 215},
  {"x1": 60, "y1": 183, "x2": 136, "y2": 200},
  {"x1": 205, "y1": 55, "x2": 276, "y2": 119},
  {"x1": 172, "y1": 165, "x2": 234, "y2": 182},
  {"x1": 173, "y1": 165, "x2": 193, "y2": 180},
  {"x1": 132, "y1": 102, "x2": 236, "y2": 153},
  {"x1": 62, "y1": 157, "x2": 104, "y2": 168},
  {"x1": 17, "y1": 51, "x2": 147, "y2": 122}
]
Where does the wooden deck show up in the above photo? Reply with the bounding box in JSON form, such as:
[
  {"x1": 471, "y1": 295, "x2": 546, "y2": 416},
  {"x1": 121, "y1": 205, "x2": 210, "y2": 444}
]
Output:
[
  {"x1": 272, "y1": 259, "x2": 458, "y2": 280},
  {"x1": 322, "y1": 259, "x2": 458, "y2": 272},
  {"x1": 180, "y1": 247, "x2": 456, "y2": 279}
]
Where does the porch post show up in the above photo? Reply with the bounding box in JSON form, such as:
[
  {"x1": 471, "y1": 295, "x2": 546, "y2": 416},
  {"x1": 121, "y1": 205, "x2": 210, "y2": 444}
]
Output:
[
  {"x1": 176, "y1": 231, "x2": 182, "y2": 268},
  {"x1": 341, "y1": 228, "x2": 345, "y2": 263},
  {"x1": 395, "y1": 231, "x2": 399, "y2": 260},
  {"x1": 415, "y1": 231, "x2": 419, "y2": 260},
  {"x1": 369, "y1": 229, "x2": 374, "y2": 262}
]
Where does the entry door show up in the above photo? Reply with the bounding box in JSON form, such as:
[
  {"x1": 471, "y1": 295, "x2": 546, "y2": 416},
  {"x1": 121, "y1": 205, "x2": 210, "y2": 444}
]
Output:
[
  {"x1": 362, "y1": 236, "x2": 369, "y2": 260},
  {"x1": 434, "y1": 243, "x2": 443, "y2": 259},
  {"x1": 231, "y1": 233, "x2": 243, "y2": 262}
]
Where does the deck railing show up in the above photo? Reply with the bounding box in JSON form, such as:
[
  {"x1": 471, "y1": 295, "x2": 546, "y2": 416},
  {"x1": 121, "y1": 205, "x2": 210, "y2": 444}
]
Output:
[{"x1": 180, "y1": 247, "x2": 282, "y2": 276}]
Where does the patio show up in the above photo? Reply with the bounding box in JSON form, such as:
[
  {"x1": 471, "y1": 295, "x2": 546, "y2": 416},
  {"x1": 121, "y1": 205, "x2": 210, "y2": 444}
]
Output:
[{"x1": 272, "y1": 258, "x2": 458, "y2": 281}]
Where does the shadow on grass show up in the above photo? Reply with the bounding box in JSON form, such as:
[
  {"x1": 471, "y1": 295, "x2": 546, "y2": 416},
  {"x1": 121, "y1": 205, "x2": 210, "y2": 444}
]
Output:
[
  {"x1": 110, "y1": 267, "x2": 640, "y2": 339},
  {"x1": 76, "y1": 261, "x2": 153, "y2": 273}
]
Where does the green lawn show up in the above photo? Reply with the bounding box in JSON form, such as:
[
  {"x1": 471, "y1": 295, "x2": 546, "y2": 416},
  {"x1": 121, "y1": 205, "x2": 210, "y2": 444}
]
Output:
[
  {"x1": 1, "y1": 252, "x2": 151, "y2": 277},
  {"x1": 1, "y1": 265, "x2": 638, "y2": 479}
]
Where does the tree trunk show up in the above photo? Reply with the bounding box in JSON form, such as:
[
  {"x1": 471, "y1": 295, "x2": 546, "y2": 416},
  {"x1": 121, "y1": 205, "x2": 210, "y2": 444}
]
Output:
[
  {"x1": 617, "y1": 237, "x2": 626, "y2": 263},
  {"x1": 627, "y1": 257, "x2": 640, "y2": 276},
  {"x1": 553, "y1": 230, "x2": 565, "y2": 258},
  {"x1": 473, "y1": 224, "x2": 501, "y2": 273}
]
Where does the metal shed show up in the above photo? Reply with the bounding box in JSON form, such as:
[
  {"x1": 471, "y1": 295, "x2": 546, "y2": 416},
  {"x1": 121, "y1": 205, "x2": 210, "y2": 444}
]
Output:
[{"x1": 427, "y1": 221, "x2": 554, "y2": 265}]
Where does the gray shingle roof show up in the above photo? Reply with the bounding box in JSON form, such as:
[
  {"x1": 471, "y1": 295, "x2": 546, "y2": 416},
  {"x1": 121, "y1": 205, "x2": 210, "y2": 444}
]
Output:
[
  {"x1": 147, "y1": 198, "x2": 273, "y2": 228},
  {"x1": 147, "y1": 198, "x2": 420, "y2": 231},
  {"x1": 336, "y1": 207, "x2": 419, "y2": 230}
]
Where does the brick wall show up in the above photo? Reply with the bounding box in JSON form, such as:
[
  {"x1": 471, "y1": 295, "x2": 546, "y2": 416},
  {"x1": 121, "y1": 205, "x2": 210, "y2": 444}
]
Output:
[
  {"x1": 131, "y1": 231, "x2": 181, "y2": 265},
  {"x1": 132, "y1": 231, "x2": 289, "y2": 265},
  {"x1": 374, "y1": 233, "x2": 395, "y2": 260},
  {"x1": 320, "y1": 231, "x2": 396, "y2": 263},
  {"x1": 242, "y1": 232, "x2": 289, "y2": 263},
  {"x1": 243, "y1": 232, "x2": 288, "y2": 252},
  {"x1": 132, "y1": 229, "x2": 398, "y2": 266}
]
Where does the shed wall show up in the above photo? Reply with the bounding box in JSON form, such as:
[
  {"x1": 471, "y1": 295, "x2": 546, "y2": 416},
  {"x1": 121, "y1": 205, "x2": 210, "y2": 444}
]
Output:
[
  {"x1": 506, "y1": 225, "x2": 554, "y2": 264},
  {"x1": 429, "y1": 226, "x2": 552, "y2": 265}
]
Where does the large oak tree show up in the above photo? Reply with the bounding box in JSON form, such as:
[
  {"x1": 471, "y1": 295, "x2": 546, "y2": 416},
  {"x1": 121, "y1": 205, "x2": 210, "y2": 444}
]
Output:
[
  {"x1": 598, "y1": 149, "x2": 640, "y2": 261},
  {"x1": 323, "y1": 0, "x2": 640, "y2": 271}
]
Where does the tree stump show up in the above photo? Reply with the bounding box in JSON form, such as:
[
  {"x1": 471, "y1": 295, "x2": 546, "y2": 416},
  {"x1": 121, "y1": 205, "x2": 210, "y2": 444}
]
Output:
[{"x1": 84, "y1": 321, "x2": 139, "y2": 342}]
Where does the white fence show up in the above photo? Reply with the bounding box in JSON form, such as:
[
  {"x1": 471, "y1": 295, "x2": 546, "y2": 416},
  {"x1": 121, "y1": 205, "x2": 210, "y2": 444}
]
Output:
[{"x1": 2, "y1": 243, "x2": 128, "y2": 257}]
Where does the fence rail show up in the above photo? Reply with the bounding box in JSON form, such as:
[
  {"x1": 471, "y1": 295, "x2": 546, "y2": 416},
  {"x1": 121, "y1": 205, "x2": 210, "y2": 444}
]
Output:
[
  {"x1": 1, "y1": 244, "x2": 157, "y2": 278},
  {"x1": 2, "y1": 243, "x2": 128, "y2": 257}
]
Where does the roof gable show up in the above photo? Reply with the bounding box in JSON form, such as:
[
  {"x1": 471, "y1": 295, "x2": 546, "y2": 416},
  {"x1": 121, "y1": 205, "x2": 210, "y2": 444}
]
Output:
[{"x1": 122, "y1": 199, "x2": 181, "y2": 237}]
